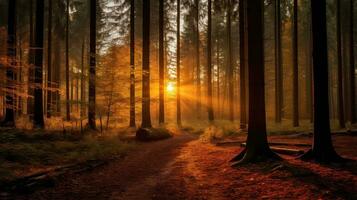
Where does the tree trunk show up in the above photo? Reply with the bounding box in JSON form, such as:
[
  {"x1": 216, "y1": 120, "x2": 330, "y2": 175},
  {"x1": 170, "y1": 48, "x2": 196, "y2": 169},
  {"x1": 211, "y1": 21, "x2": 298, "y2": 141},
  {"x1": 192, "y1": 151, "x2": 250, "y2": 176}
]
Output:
[
  {"x1": 300, "y1": 0, "x2": 344, "y2": 163},
  {"x1": 227, "y1": 0, "x2": 234, "y2": 122},
  {"x1": 80, "y1": 38, "x2": 85, "y2": 118},
  {"x1": 159, "y1": 0, "x2": 165, "y2": 125},
  {"x1": 350, "y1": 0, "x2": 356, "y2": 124},
  {"x1": 65, "y1": 0, "x2": 70, "y2": 121},
  {"x1": 47, "y1": 0, "x2": 52, "y2": 118},
  {"x1": 129, "y1": 0, "x2": 136, "y2": 127},
  {"x1": 274, "y1": 0, "x2": 283, "y2": 124},
  {"x1": 195, "y1": 0, "x2": 201, "y2": 119},
  {"x1": 2, "y1": 0, "x2": 16, "y2": 127},
  {"x1": 216, "y1": 37, "x2": 220, "y2": 117},
  {"x1": 27, "y1": 0, "x2": 35, "y2": 117},
  {"x1": 33, "y1": 0, "x2": 45, "y2": 128},
  {"x1": 88, "y1": 0, "x2": 97, "y2": 130},
  {"x1": 239, "y1": 0, "x2": 247, "y2": 129},
  {"x1": 336, "y1": 0, "x2": 346, "y2": 129},
  {"x1": 292, "y1": 0, "x2": 299, "y2": 127},
  {"x1": 177, "y1": 0, "x2": 182, "y2": 126},
  {"x1": 207, "y1": 0, "x2": 214, "y2": 122},
  {"x1": 232, "y1": 0, "x2": 280, "y2": 165},
  {"x1": 141, "y1": 0, "x2": 152, "y2": 128}
]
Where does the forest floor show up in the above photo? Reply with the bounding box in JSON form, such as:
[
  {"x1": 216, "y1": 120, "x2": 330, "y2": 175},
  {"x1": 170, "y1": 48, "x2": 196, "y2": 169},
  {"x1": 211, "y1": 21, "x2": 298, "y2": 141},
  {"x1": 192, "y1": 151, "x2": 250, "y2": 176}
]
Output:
[{"x1": 9, "y1": 130, "x2": 357, "y2": 200}]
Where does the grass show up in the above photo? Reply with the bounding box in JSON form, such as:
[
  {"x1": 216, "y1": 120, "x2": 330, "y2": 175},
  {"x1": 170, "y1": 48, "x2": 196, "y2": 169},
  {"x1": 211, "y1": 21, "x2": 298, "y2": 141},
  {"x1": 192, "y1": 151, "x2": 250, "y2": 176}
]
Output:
[{"x1": 0, "y1": 128, "x2": 134, "y2": 182}]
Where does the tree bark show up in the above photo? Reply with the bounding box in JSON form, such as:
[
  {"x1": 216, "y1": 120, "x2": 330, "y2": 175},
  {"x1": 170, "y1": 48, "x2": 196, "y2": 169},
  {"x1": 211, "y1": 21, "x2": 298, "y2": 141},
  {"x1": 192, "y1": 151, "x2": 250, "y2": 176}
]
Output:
[
  {"x1": 336, "y1": 0, "x2": 346, "y2": 128},
  {"x1": 292, "y1": 0, "x2": 299, "y2": 127},
  {"x1": 27, "y1": 0, "x2": 35, "y2": 117},
  {"x1": 239, "y1": 0, "x2": 247, "y2": 129},
  {"x1": 159, "y1": 0, "x2": 165, "y2": 125},
  {"x1": 65, "y1": 0, "x2": 70, "y2": 121},
  {"x1": 88, "y1": 0, "x2": 97, "y2": 130},
  {"x1": 177, "y1": 0, "x2": 182, "y2": 126},
  {"x1": 33, "y1": 0, "x2": 45, "y2": 128},
  {"x1": 207, "y1": 0, "x2": 214, "y2": 122},
  {"x1": 195, "y1": 0, "x2": 201, "y2": 119},
  {"x1": 141, "y1": 0, "x2": 152, "y2": 128},
  {"x1": 129, "y1": 0, "x2": 136, "y2": 127},
  {"x1": 350, "y1": 0, "x2": 356, "y2": 124},
  {"x1": 47, "y1": 0, "x2": 53, "y2": 118},
  {"x1": 227, "y1": 0, "x2": 234, "y2": 122},
  {"x1": 232, "y1": 0, "x2": 280, "y2": 164}
]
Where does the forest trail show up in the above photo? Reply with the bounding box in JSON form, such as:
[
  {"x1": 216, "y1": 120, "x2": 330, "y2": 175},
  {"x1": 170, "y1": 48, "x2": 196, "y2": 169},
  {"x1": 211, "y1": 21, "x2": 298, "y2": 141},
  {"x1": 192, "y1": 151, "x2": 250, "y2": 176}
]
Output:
[{"x1": 14, "y1": 131, "x2": 197, "y2": 200}]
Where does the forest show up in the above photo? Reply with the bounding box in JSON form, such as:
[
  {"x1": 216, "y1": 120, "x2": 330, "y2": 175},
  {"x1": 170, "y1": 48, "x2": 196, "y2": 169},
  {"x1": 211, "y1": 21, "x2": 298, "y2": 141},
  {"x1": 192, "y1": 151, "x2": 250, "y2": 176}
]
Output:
[{"x1": 0, "y1": 0, "x2": 356, "y2": 199}]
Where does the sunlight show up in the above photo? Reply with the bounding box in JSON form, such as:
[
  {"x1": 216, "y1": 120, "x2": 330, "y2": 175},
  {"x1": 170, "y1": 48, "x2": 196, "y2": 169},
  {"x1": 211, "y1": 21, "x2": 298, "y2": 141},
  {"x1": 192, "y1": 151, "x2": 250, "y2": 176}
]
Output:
[{"x1": 167, "y1": 82, "x2": 175, "y2": 93}]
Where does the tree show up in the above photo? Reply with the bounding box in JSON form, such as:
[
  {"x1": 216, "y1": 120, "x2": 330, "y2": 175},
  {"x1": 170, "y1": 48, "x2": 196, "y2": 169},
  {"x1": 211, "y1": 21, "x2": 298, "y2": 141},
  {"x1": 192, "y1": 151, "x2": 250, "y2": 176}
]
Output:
[
  {"x1": 227, "y1": 0, "x2": 234, "y2": 122},
  {"x1": 1, "y1": 0, "x2": 16, "y2": 127},
  {"x1": 33, "y1": 0, "x2": 45, "y2": 128},
  {"x1": 88, "y1": 0, "x2": 97, "y2": 130},
  {"x1": 336, "y1": 0, "x2": 345, "y2": 129},
  {"x1": 66, "y1": 0, "x2": 71, "y2": 121},
  {"x1": 177, "y1": 0, "x2": 182, "y2": 126},
  {"x1": 350, "y1": 0, "x2": 356, "y2": 124},
  {"x1": 129, "y1": 0, "x2": 136, "y2": 127},
  {"x1": 232, "y1": 0, "x2": 280, "y2": 164},
  {"x1": 300, "y1": 0, "x2": 344, "y2": 163},
  {"x1": 274, "y1": 0, "x2": 283, "y2": 124},
  {"x1": 141, "y1": 0, "x2": 152, "y2": 128},
  {"x1": 292, "y1": 0, "x2": 299, "y2": 127},
  {"x1": 207, "y1": 0, "x2": 214, "y2": 122},
  {"x1": 159, "y1": 0, "x2": 165, "y2": 125},
  {"x1": 195, "y1": 0, "x2": 201, "y2": 119},
  {"x1": 47, "y1": 0, "x2": 53, "y2": 118},
  {"x1": 239, "y1": 0, "x2": 247, "y2": 129},
  {"x1": 27, "y1": 0, "x2": 35, "y2": 117}
]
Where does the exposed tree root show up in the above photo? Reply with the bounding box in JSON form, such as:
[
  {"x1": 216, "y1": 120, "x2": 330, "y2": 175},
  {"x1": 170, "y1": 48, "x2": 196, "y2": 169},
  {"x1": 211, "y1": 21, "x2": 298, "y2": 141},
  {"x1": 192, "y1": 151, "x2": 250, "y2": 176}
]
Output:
[
  {"x1": 231, "y1": 147, "x2": 282, "y2": 166},
  {"x1": 299, "y1": 149, "x2": 351, "y2": 163}
]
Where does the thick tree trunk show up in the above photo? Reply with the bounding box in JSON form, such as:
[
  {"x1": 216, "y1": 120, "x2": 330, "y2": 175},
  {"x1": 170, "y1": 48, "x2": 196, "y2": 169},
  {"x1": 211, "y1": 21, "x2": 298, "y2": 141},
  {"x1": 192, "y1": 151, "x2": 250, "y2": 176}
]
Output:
[
  {"x1": 292, "y1": 0, "x2": 299, "y2": 127},
  {"x1": 33, "y1": 0, "x2": 45, "y2": 128},
  {"x1": 47, "y1": 0, "x2": 52, "y2": 118},
  {"x1": 88, "y1": 0, "x2": 97, "y2": 130},
  {"x1": 239, "y1": 0, "x2": 247, "y2": 129},
  {"x1": 2, "y1": 0, "x2": 16, "y2": 127},
  {"x1": 141, "y1": 0, "x2": 152, "y2": 128},
  {"x1": 336, "y1": 0, "x2": 346, "y2": 129},
  {"x1": 207, "y1": 0, "x2": 214, "y2": 122},
  {"x1": 232, "y1": 0, "x2": 280, "y2": 165},
  {"x1": 300, "y1": 0, "x2": 344, "y2": 163},
  {"x1": 195, "y1": 0, "x2": 201, "y2": 119},
  {"x1": 227, "y1": 0, "x2": 234, "y2": 122},
  {"x1": 159, "y1": 0, "x2": 165, "y2": 125},
  {"x1": 129, "y1": 0, "x2": 136, "y2": 127},
  {"x1": 177, "y1": 0, "x2": 182, "y2": 127},
  {"x1": 350, "y1": 0, "x2": 356, "y2": 124},
  {"x1": 65, "y1": 0, "x2": 70, "y2": 121}
]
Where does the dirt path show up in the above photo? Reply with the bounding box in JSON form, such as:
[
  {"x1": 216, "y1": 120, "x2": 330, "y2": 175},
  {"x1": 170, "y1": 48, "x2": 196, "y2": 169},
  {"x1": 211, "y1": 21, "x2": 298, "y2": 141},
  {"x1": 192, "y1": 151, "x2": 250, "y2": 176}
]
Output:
[{"x1": 14, "y1": 133, "x2": 357, "y2": 200}]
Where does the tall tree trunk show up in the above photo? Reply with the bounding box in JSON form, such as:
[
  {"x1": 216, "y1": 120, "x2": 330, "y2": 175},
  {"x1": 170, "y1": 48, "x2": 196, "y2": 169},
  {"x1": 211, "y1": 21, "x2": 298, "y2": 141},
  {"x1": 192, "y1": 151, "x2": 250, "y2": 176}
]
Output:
[
  {"x1": 65, "y1": 0, "x2": 70, "y2": 121},
  {"x1": 274, "y1": 0, "x2": 283, "y2": 124},
  {"x1": 306, "y1": 14, "x2": 314, "y2": 123},
  {"x1": 27, "y1": 0, "x2": 34, "y2": 117},
  {"x1": 300, "y1": 0, "x2": 343, "y2": 163},
  {"x1": 292, "y1": 0, "x2": 299, "y2": 127},
  {"x1": 239, "y1": 0, "x2": 247, "y2": 129},
  {"x1": 195, "y1": 0, "x2": 201, "y2": 119},
  {"x1": 88, "y1": 0, "x2": 97, "y2": 130},
  {"x1": 232, "y1": 0, "x2": 280, "y2": 164},
  {"x1": 2, "y1": 0, "x2": 16, "y2": 127},
  {"x1": 336, "y1": 0, "x2": 346, "y2": 128},
  {"x1": 207, "y1": 0, "x2": 214, "y2": 122},
  {"x1": 216, "y1": 38, "x2": 220, "y2": 117},
  {"x1": 227, "y1": 0, "x2": 234, "y2": 122},
  {"x1": 33, "y1": 0, "x2": 45, "y2": 128},
  {"x1": 129, "y1": 0, "x2": 136, "y2": 127},
  {"x1": 159, "y1": 0, "x2": 165, "y2": 125},
  {"x1": 47, "y1": 0, "x2": 52, "y2": 118},
  {"x1": 177, "y1": 0, "x2": 182, "y2": 126},
  {"x1": 141, "y1": 0, "x2": 152, "y2": 128},
  {"x1": 350, "y1": 0, "x2": 356, "y2": 124}
]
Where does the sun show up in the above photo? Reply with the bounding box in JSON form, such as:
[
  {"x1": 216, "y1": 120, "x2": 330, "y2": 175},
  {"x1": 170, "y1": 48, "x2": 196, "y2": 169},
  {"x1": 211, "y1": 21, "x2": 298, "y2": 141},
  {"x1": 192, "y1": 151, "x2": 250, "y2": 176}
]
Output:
[{"x1": 167, "y1": 82, "x2": 175, "y2": 93}]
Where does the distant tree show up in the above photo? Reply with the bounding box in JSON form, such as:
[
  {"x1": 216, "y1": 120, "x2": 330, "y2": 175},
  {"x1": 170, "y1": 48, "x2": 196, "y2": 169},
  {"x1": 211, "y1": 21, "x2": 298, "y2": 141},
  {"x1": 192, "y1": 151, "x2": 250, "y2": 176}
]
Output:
[
  {"x1": 141, "y1": 0, "x2": 152, "y2": 128},
  {"x1": 47, "y1": 0, "x2": 53, "y2": 118},
  {"x1": 66, "y1": 0, "x2": 71, "y2": 121},
  {"x1": 88, "y1": 0, "x2": 97, "y2": 130},
  {"x1": 27, "y1": 0, "x2": 35, "y2": 117},
  {"x1": 177, "y1": 0, "x2": 182, "y2": 126},
  {"x1": 1, "y1": 0, "x2": 16, "y2": 127},
  {"x1": 195, "y1": 0, "x2": 201, "y2": 119},
  {"x1": 274, "y1": 0, "x2": 283, "y2": 124},
  {"x1": 336, "y1": 0, "x2": 345, "y2": 129},
  {"x1": 207, "y1": 0, "x2": 214, "y2": 122},
  {"x1": 300, "y1": 0, "x2": 344, "y2": 163},
  {"x1": 227, "y1": 0, "x2": 234, "y2": 122},
  {"x1": 159, "y1": 0, "x2": 165, "y2": 125},
  {"x1": 129, "y1": 0, "x2": 136, "y2": 128},
  {"x1": 33, "y1": 0, "x2": 45, "y2": 128},
  {"x1": 292, "y1": 0, "x2": 299, "y2": 127},
  {"x1": 239, "y1": 0, "x2": 247, "y2": 129},
  {"x1": 232, "y1": 0, "x2": 280, "y2": 164}
]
